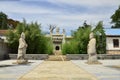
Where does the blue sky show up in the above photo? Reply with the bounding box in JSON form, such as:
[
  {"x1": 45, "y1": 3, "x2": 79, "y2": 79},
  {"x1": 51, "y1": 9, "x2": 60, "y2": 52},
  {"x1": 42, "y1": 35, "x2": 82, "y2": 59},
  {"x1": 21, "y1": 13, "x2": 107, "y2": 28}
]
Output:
[{"x1": 0, "y1": 0, "x2": 120, "y2": 35}]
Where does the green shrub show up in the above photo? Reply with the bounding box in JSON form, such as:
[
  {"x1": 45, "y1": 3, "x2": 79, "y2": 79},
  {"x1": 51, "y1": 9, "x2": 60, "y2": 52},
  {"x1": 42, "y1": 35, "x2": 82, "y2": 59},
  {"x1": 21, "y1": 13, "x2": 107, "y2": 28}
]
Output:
[
  {"x1": 7, "y1": 20, "x2": 53, "y2": 54},
  {"x1": 62, "y1": 21, "x2": 106, "y2": 54}
]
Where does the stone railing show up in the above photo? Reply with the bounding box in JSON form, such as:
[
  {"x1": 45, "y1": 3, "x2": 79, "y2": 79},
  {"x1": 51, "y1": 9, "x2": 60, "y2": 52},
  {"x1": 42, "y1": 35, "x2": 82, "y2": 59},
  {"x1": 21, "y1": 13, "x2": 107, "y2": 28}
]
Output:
[
  {"x1": 2, "y1": 54, "x2": 120, "y2": 60},
  {"x1": 66, "y1": 54, "x2": 120, "y2": 60},
  {"x1": 9, "y1": 54, "x2": 49, "y2": 60}
]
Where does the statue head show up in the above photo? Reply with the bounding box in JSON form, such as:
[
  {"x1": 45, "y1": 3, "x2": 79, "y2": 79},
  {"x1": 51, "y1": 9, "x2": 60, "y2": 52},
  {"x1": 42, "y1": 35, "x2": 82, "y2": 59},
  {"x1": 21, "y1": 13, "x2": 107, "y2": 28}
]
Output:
[
  {"x1": 89, "y1": 32, "x2": 94, "y2": 39},
  {"x1": 63, "y1": 29, "x2": 65, "y2": 34},
  {"x1": 56, "y1": 27, "x2": 59, "y2": 34},
  {"x1": 21, "y1": 32, "x2": 25, "y2": 39}
]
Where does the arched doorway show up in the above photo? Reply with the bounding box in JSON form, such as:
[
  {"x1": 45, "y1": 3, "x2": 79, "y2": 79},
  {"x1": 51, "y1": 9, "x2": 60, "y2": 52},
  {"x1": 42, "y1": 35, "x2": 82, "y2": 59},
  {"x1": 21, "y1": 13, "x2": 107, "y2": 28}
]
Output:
[{"x1": 55, "y1": 46, "x2": 59, "y2": 50}]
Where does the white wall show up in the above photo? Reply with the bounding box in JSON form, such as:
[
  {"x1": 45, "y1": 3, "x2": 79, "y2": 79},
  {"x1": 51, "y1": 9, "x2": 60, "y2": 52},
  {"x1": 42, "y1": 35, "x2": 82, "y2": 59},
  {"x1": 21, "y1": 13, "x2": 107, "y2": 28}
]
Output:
[{"x1": 106, "y1": 37, "x2": 120, "y2": 50}]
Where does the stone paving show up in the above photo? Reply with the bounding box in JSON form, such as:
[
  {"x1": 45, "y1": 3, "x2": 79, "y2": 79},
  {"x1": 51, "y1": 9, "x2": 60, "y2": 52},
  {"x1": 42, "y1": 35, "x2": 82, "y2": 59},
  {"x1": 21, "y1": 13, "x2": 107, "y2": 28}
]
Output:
[
  {"x1": 72, "y1": 60, "x2": 120, "y2": 80},
  {"x1": 18, "y1": 61, "x2": 98, "y2": 80},
  {"x1": 0, "y1": 60, "x2": 120, "y2": 80},
  {"x1": 0, "y1": 60, "x2": 43, "y2": 80}
]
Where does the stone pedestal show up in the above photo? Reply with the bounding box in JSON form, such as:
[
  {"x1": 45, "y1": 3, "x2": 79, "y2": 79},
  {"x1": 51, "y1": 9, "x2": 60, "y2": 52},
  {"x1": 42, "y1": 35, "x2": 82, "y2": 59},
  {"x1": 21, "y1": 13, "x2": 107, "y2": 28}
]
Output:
[
  {"x1": 13, "y1": 59, "x2": 28, "y2": 64},
  {"x1": 86, "y1": 54, "x2": 101, "y2": 64}
]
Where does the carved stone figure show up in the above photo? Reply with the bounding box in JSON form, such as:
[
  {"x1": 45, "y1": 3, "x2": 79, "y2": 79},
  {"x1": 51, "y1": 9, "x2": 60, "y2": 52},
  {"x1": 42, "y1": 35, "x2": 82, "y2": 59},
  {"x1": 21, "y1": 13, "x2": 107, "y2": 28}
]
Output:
[
  {"x1": 87, "y1": 32, "x2": 100, "y2": 64},
  {"x1": 49, "y1": 25, "x2": 56, "y2": 34},
  {"x1": 14, "y1": 32, "x2": 28, "y2": 64},
  {"x1": 62, "y1": 29, "x2": 66, "y2": 44},
  {"x1": 62, "y1": 29, "x2": 65, "y2": 34},
  {"x1": 56, "y1": 27, "x2": 59, "y2": 34}
]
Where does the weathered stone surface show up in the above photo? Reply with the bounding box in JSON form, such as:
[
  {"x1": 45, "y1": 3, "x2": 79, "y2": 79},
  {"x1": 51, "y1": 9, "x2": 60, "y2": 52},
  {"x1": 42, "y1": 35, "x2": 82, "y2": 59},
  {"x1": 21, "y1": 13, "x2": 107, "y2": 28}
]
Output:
[
  {"x1": 87, "y1": 32, "x2": 100, "y2": 64},
  {"x1": 66, "y1": 54, "x2": 120, "y2": 60},
  {"x1": 17, "y1": 32, "x2": 28, "y2": 60},
  {"x1": 9, "y1": 54, "x2": 49, "y2": 60},
  {"x1": 18, "y1": 61, "x2": 98, "y2": 80},
  {"x1": 13, "y1": 59, "x2": 28, "y2": 64},
  {"x1": 66, "y1": 54, "x2": 88, "y2": 60},
  {"x1": 47, "y1": 55, "x2": 68, "y2": 61},
  {"x1": 14, "y1": 32, "x2": 28, "y2": 64}
]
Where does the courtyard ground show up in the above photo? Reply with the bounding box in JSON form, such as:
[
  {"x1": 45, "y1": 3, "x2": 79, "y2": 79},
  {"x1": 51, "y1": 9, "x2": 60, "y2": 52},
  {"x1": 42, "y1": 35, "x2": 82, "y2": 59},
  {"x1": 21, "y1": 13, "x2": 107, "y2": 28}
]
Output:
[
  {"x1": 0, "y1": 60, "x2": 120, "y2": 80},
  {"x1": 0, "y1": 60, "x2": 43, "y2": 80},
  {"x1": 72, "y1": 60, "x2": 120, "y2": 80}
]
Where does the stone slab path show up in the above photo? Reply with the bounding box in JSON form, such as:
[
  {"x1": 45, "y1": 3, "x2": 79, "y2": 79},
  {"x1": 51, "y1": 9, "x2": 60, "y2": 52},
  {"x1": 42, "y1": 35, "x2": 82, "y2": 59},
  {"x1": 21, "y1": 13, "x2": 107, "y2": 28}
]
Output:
[
  {"x1": 0, "y1": 60, "x2": 43, "y2": 80},
  {"x1": 18, "y1": 61, "x2": 98, "y2": 80},
  {"x1": 72, "y1": 60, "x2": 120, "y2": 80}
]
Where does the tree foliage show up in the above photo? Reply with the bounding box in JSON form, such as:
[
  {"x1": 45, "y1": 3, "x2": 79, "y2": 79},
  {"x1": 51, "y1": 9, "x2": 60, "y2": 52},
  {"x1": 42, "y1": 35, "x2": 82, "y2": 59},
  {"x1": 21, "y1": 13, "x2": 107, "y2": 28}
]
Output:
[
  {"x1": 62, "y1": 40, "x2": 79, "y2": 54},
  {"x1": 7, "y1": 19, "x2": 19, "y2": 29},
  {"x1": 62, "y1": 22, "x2": 91, "y2": 54},
  {"x1": 0, "y1": 12, "x2": 19, "y2": 29},
  {"x1": 62, "y1": 21, "x2": 106, "y2": 54},
  {"x1": 111, "y1": 6, "x2": 120, "y2": 28},
  {"x1": 7, "y1": 20, "x2": 53, "y2": 54},
  {"x1": 0, "y1": 12, "x2": 8, "y2": 29},
  {"x1": 93, "y1": 21, "x2": 106, "y2": 54}
]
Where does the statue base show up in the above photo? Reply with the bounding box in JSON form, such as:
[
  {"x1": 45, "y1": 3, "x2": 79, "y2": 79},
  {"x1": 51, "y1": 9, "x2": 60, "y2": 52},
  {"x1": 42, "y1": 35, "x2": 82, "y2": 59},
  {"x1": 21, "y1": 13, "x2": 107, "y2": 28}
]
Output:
[
  {"x1": 12, "y1": 59, "x2": 28, "y2": 64},
  {"x1": 86, "y1": 61, "x2": 102, "y2": 65},
  {"x1": 86, "y1": 54, "x2": 102, "y2": 64}
]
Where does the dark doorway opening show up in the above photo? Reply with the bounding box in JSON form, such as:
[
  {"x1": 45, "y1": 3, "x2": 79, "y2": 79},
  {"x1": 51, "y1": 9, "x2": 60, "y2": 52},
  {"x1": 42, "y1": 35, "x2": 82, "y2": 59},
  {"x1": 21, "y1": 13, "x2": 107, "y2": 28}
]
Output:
[{"x1": 55, "y1": 46, "x2": 59, "y2": 50}]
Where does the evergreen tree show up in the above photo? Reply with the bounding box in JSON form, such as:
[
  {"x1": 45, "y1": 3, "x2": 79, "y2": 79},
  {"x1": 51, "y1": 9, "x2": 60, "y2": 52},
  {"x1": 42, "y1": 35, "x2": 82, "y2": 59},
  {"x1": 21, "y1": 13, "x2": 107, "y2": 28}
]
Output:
[
  {"x1": 7, "y1": 20, "x2": 53, "y2": 54},
  {"x1": 93, "y1": 21, "x2": 106, "y2": 54},
  {"x1": 62, "y1": 21, "x2": 106, "y2": 54},
  {"x1": 74, "y1": 24, "x2": 91, "y2": 54},
  {"x1": 7, "y1": 19, "x2": 19, "y2": 29},
  {"x1": 62, "y1": 22, "x2": 91, "y2": 54},
  {"x1": 111, "y1": 6, "x2": 120, "y2": 28},
  {"x1": 0, "y1": 12, "x2": 8, "y2": 29}
]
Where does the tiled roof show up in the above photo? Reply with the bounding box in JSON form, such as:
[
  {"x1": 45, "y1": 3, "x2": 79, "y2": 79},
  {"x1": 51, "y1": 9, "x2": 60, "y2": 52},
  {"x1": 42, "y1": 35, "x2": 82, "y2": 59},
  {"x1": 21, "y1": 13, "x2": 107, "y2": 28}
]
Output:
[
  {"x1": 0, "y1": 30, "x2": 8, "y2": 36},
  {"x1": 104, "y1": 28, "x2": 120, "y2": 36}
]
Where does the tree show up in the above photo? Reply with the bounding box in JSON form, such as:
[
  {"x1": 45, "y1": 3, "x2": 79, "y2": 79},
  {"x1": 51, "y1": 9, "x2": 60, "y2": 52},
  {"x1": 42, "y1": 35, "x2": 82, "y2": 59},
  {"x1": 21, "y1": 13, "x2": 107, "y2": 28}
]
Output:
[
  {"x1": 7, "y1": 19, "x2": 19, "y2": 29},
  {"x1": 0, "y1": 12, "x2": 8, "y2": 29},
  {"x1": 62, "y1": 21, "x2": 106, "y2": 54},
  {"x1": 7, "y1": 20, "x2": 53, "y2": 54},
  {"x1": 62, "y1": 39, "x2": 79, "y2": 54},
  {"x1": 0, "y1": 12, "x2": 20, "y2": 29},
  {"x1": 74, "y1": 24, "x2": 91, "y2": 54},
  {"x1": 111, "y1": 6, "x2": 120, "y2": 28},
  {"x1": 62, "y1": 22, "x2": 91, "y2": 54},
  {"x1": 93, "y1": 21, "x2": 106, "y2": 54}
]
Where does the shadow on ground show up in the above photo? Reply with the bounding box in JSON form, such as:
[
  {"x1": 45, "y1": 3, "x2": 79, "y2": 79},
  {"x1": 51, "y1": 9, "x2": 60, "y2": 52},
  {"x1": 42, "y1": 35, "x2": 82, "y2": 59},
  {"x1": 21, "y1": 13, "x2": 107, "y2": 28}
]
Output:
[
  {"x1": 105, "y1": 65, "x2": 120, "y2": 71},
  {"x1": 0, "y1": 62, "x2": 35, "y2": 68}
]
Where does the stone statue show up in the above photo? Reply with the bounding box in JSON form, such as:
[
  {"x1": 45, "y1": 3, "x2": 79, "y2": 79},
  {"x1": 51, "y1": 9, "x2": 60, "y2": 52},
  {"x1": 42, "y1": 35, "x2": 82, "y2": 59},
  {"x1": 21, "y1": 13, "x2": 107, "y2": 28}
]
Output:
[
  {"x1": 62, "y1": 29, "x2": 66, "y2": 44},
  {"x1": 87, "y1": 32, "x2": 101, "y2": 64},
  {"x1": 49, "y1": 25, "x2": 56, "y2": 34},
  {"x1": 14, "y1": 32, "x2": 28, "y2": 64},
  {"x1": 56, "y1": 27, "x2": 59, "y2": 34},
  {"x1": 62, "y1": 29, "x2": 65, "y2": 34}
]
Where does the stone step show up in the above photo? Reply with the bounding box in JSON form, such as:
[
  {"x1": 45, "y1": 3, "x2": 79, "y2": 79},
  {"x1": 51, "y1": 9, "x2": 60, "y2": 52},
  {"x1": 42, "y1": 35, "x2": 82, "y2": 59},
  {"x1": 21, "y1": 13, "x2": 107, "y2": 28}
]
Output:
[
  {"x1": 47, "y1": 55, "x2": 69, "y2": 61},
  {"x1": 54, "y1": 51, "x2": 62, "y2": 55}
]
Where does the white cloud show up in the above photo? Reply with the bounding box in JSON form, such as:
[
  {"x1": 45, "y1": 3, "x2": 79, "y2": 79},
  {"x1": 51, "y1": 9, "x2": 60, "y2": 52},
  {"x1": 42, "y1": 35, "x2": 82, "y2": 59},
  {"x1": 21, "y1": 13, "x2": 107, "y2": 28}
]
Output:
[
  {"x1": 48, "y1": 0, "x2": 120, "y2": 7},
  {"x1": 0, "y1": 0, "x2": 118, "y2": 35},
  {"x1": 0, "y1": 2, "x2": 58, "y2": 14}
]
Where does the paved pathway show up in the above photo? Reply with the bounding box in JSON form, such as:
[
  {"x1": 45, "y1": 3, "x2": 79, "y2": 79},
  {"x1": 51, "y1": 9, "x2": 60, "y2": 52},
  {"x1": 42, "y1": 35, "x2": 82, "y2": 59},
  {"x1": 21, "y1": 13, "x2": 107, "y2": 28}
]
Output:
[
  {"x1": 19, "y1": 61, "x2": 98, "y2": 80},
  {"x1": 72, "y1": 60, "x2": 120, "y2": 80},
  {"x1": 0, "y1": 60, "x2": 119, "y2": 80},
  {"x1": 0, "y1": 60, "x2": 43, "y2": 80}
]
